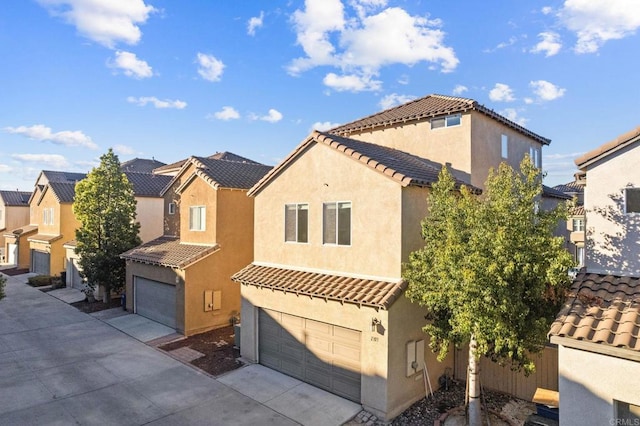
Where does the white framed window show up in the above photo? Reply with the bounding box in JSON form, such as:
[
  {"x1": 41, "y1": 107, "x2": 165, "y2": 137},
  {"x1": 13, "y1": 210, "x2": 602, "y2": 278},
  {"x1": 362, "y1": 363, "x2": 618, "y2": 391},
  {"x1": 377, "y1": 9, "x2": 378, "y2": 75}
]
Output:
[
  {"x1": 49, "y1": 208, "x2": 54, "y2": 225},
  {"x1": 575, "y1": 246, "x2": 584, "y2": 268},
  {"x1": 168, "y1": 202, "x2": 176, "y2": 215},
  {"x1": 501, "y1": 135, "x2": 508, "y2": 159},
  {"x1": 431, "y1": 113, "x2": 461, "y2": 130},
  {"x1": 284, "y1": 203, "x2": 308, "y2": 243},
  {"x1": 625, "y1": 188, "x2": 640, "y2": 214},
  {"x1": 323, "y1": 201, "x2": 351, "y2": 246},
  {"x1": 572, "y1": 218, "x2": 584, "y2": 232},
  {"x1": 529, "y1": 146, "x2": 541, "y2": 168},
  {"x1": 42, "y1": 208, "x2": 53, "y2": 225},
  {"x1": 189, "y1": 206, "x2": 206, "y2": 231}
]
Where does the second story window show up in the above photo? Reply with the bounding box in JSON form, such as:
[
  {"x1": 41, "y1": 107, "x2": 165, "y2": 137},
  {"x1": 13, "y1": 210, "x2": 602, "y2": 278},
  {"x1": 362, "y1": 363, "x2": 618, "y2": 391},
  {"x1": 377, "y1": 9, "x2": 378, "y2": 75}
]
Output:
[
  {"x1": 529, "y1": 146, "x2": 541, "y2": 168},
  {"x1": 572, "y1": 218, "x2": 584, "y2": 232},
  {"x1": 42, "y1": 207, "x2": 54, "y2": 225},
  {"x1": 501, "y1": 135, "x2": 508, "y2": 159},
  {"x1": 323, "y1": 202, "x2": 351, "y2": 246},
  {"x1": 431, "y1": 113, "x2": 461, "y2": 130},
  {"x1": 285, "y1": 203, "x2": 308, "y2": 243},
  {"x1": 624, "y1": 188, "x2": 640, "y2": 214},
  {"x1": 168, "y1": 202, "x2": 176, "y2": 215},
  {"x1": 189, "y1": 206, "x2": 206, "y2": 231}
]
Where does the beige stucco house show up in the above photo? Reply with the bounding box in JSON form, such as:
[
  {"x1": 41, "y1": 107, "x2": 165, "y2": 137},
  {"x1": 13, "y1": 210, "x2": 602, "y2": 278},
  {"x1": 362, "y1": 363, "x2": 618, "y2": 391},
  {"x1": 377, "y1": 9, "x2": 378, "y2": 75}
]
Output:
[
  {"x1": 0, "y1": 190, "x2": 32, "y2": 264},
  {"x1": 549, "y1": 126, "x2": 640, "y2": 424},
  {"x1": 121, "y1": 154, "x2": 272, "y2": 336},
  {"x1": 232, "y1": 94, "x2": 555, "y2": 421}
]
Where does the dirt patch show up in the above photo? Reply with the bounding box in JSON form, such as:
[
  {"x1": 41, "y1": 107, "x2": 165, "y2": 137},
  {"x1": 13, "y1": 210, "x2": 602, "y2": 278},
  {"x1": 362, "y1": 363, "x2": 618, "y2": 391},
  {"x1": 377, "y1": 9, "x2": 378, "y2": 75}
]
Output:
[
  {"x1": 0, "y1": 267, "x2": 29, "y2": 276},
  {"x1": 71, "y1": 297, "x2": 123, "y2": 313},
  {"x1": 159, "y1": 325, "x2": 243, "y2": 377}
]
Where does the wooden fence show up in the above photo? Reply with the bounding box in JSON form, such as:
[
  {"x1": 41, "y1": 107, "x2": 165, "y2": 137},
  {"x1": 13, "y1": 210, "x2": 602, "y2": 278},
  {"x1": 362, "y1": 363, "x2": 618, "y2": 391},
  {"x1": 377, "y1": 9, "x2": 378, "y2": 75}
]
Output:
[{"x1": 454, "y1": 345, "x2": 558, "y2": 401}]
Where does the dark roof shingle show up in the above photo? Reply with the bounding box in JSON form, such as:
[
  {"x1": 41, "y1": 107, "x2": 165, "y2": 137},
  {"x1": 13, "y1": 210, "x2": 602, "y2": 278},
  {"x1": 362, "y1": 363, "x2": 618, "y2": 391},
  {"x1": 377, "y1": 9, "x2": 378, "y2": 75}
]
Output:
[
  {"x1": 47, "y1": 181, "x2": 78, "y2": 203},
  {"x1": 0, "y1": 190, "x2": 31, "y2": 206},
  {"x1": 120, "y1": 236, "x2": 219, "y2": 269},
  {"x1": 121, "y1": 158, "x2": 166, "y2": 174},
  {"x1": 330, "y1": 94, "x2": 550, "y2": 145},
  {"x1": 41, "y1": 170, "x2": 86, "y2": 184},
  {"x1": 182, "y1": 156, "x2": 273, "y2": 190},
  {"x1": 232, "y1": 263, "x2": 407, "y2": 310},
  {"x1": 549, "y1": 272, "x2": 640, "y2": 353},
  {"x1": 124, "y1": 172, "x2": 173, "y2": 197}
]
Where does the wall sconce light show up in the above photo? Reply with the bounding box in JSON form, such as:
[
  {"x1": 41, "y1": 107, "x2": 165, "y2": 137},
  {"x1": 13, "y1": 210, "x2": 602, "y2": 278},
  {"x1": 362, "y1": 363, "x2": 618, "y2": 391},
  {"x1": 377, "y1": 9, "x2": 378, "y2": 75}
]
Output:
[{"x1": 371, "y1": 317, "x2": 381, "y2": 332}]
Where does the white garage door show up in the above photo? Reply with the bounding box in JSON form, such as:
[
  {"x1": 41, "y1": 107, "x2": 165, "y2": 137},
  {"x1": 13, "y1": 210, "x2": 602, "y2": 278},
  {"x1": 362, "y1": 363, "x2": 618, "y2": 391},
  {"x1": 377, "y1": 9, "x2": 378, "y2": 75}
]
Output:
[
  {"x1": 259, "y1": 309, "x2": 361, "y2": 402},
  {"x1": 68, "y1": 259, "x2": 84, "y2": 290},
  {"x1": 134, "y1": 277, "x2": 176, "y2": 329}
]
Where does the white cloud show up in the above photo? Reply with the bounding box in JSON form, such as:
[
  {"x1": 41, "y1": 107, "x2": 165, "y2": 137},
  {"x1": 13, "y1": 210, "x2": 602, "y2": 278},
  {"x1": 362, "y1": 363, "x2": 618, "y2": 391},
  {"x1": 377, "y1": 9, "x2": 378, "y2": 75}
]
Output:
[
  {"x1": 378, "y1": 93, "x2": 416, "y2": 110},
  {"x1": 12, "y1": 153, "x2": 69, "y2": 169},
  {"x1": 196, "y1": 53, "x2": 225, "y2": 82},
  {"x1": 37, "y1": 0, "x2": 156, "y2": 48},
  {"x1": 499, "y1": 108, "x2": 528, "y2": 127},
  {"x1": 530, "y1": 31, "x2": 562, "y2": 56},
  {"x1": 323, "y1": 72, "x2": 381, "y2": 92},
  {"x1": 211, "y1": 106, "x2": 240, "y2": 121},
  {"x1": 530, "y1": 80, "x2": 566, "y2": 101},
  {"x1": 110, "y1": 51, "x2": 153, "y2": 78},
  {"x1": 452, "y1": 84, "x2": 468, "y2": 95},
  {"x1": 489, "y1": 83, "x2": 515, "y2": 102},
  {"x1": 541, "y1": 6, "x2": 554, "y2": 15},
  {"x1": 558, "y1": 0, "x2": 640, "y2": 53},
  {"x1": 5, "y1": 124, "x2": 98, "y2": 149},
  {"x1": 484, "y1": 36, "x2": 518, "y2": 53},
  {"x1": 250, "y1": 109, "x2": 283, "y2": 123},
  {"x1": 127, "y1": 96, "x2": 187, "y2": 109},
  {"x1": 0, "y1": 164, "x2": 12, "y2": 173},
  {"x1": 248, "y1": 11, "x2": 264, "y2": 36},
  {"x1": 311, "y1": 121, "x2": 341, "y2": 132},
  {"x1": 113, "y1": 144, "x2": 136, "y2": 155},
  {"x1": 288, "y1": 1, "x2": 458, "y2": 92}
]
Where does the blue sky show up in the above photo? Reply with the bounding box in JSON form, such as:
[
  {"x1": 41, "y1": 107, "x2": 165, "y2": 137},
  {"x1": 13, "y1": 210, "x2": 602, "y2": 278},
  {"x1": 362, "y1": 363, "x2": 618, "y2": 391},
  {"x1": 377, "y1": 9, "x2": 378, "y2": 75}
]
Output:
[{"x1": 2, "y1": 0, "x2": 639, "y2": 191}]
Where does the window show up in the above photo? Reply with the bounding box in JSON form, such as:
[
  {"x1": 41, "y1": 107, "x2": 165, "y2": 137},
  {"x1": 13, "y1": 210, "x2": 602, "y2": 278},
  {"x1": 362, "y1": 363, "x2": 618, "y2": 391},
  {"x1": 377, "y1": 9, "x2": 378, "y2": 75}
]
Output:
[
  {"x1": 575, "y1": 246, "x2": 584, "y2": 267},
  {"x1": 501, "y1": 134, "x2": 508, "y2": 159},
  {"x1": 284, "y1": 203, "x2": 308, "y2": 243},
  {"x1": 42, "y1": 207, "x2": 54, "y2": 225},
  {"x1": 189, "y1": 206, "x2": 206, "y2": 231},
  {"x1": 431, "y1": 114, "x2": 461, "y2": 129},
  {"x1": 625, "y1": 188, "x2": 640, "y2": 214},
  {"x1": 323, "y1": 202, "x2": 351, "y2": 245},
  {"x1": 529, "y1": 146, "x2": 541, "y2": 168},
  {"x1": 168, "y1": 202, "x2": 176, "y2": 215},
  {"x1": 572, "y1": 218, "x2": 584, "y2": 232}
]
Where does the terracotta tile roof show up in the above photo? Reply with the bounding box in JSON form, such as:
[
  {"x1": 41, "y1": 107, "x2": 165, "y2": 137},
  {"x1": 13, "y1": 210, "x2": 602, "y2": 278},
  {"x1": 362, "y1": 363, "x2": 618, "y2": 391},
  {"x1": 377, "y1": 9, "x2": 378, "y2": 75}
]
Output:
[
  {"x1": 120, "y1": 236, "x2": 219, "y2": 269},
  {"x1": 121, "y1": 158, "x2": 166, "y2": 173},
  {"x1": 190, "y1": 156, "x2": 273, "y2": 189},
  {"x1": 575, "y1": 125, "x2": 640, "y2": 168},
  {"x1": 232, "y1": 263, "x2": 407, "y2": 310},
  {"x1": 124, "y1": 172, "x2": 173, "y2": 197},
  {"x1": 549, "y1": 272, "x2": 640, "y2": 352},
  {"x1": 249, "y1": 131, "x2": 480, "y2": 196},
  {"x1": 552, "y1": 181, "x2": 584, "y2": 195},
  {"x1": 0, "y1": 190, "x2": 31, "y2": 206},
  {"x1": 329, "y1": 94, "x2": 550, "y2": 145},
  {"x1": 542, "y1": 185, "x2": 572, "y2": 200},
  {"x1": 153, "y1": 151, "x2": 264, "y2": 175},
  {"x1": 3, "y1": 224, "x2": 38, "y2": 238},
  {"x1": 569, "y1": 205, "x2": 585, "y2": 216}
]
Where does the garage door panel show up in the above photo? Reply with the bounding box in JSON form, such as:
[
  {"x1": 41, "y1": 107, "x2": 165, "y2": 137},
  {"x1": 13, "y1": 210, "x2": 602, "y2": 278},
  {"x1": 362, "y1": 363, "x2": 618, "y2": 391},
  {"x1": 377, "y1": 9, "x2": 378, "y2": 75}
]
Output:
[
  {"x1": 31, "y1": 250, "x2": 50, "y2": 275},
  {"x1": 259, "y1": 309, "x2": 361, "y2": 402},
  {"x1": 134, "y1": 277, "x2": 176, "y2": 329}
]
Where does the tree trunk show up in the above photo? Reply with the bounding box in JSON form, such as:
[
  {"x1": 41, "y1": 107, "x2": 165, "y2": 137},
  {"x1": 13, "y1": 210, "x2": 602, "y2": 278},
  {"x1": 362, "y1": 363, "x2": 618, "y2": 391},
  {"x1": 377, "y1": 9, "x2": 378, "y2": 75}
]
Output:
[{"x1": 468, "y1": 334, "x2": 482, "y2": 426}]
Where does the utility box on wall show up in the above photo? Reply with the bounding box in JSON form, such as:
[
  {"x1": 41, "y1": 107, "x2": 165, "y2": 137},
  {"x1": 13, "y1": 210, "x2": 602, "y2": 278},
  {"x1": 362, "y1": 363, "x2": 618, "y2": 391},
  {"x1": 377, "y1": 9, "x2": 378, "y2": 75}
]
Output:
[
  {"x1": 406, "y1": 339, "x2": 425, "y2": 376},
  {"x1": 204, "y1": 290, "x2": 222, "y2": 312}
]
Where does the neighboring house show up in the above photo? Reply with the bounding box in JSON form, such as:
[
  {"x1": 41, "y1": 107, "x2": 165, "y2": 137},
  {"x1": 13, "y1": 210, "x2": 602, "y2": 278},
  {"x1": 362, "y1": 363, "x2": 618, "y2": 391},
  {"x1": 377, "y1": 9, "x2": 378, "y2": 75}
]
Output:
[
  {"x1": 120, "y1": 157, "x2": 166, "y2": 174},
  {"x1": 232, "y1": 92, "x2": 552, "y2": 420},
  {"x1": 0, "y1": 190, "x2": 31, "y2": 264},
  {"x1": 121, "y1": 154, "x2": 272, "y2": 335},
  {"x1": 549, "y1": 125, "x2": 640, "y2": 424},
  {"x1": 554, "y1": 180, "x2": 586, "y2": 268}
]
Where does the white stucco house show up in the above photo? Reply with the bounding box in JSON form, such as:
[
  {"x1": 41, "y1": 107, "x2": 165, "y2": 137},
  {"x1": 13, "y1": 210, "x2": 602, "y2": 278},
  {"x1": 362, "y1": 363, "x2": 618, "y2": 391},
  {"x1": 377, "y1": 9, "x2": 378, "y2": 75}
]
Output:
[{"x1": 549, "y1": 126, "x2": 640, "y2": 425}]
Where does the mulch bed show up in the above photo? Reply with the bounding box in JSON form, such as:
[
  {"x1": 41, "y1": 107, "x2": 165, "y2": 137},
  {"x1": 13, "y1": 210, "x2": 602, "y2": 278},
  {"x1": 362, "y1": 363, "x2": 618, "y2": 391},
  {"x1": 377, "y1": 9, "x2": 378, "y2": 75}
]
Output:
[
  {"x1": 159, "y1": 325, "x2": 243, "y2": 377},
  {"x1": 1, "y1": 267, "x2": 29, "y2": 276},
  {"x1": 71, "y1": 297, "x2": 123, "y2": 313}
]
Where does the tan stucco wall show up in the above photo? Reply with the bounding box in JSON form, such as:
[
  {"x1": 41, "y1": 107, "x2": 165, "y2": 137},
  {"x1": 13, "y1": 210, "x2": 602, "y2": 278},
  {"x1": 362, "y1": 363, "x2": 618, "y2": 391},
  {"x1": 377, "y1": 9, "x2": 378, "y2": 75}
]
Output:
[
  {"x1": 163, "y1": 186, "x2": 180, "y2": 237},
  {"x1": 254, "y1": 142, "x2": 403, "y2": 278},
  {"x1": 179, "y1": 174, "x2": 218, "y2": 245},
  {"x1": 0, "y1": 204, "x2": 30, "y2": 249},
  {"x1": 584, "y1": 143, "x2": 640, "y2": 276},
  {"x1": 135, "y1": 196, "x2": 164, "y2": 243},
  {"x1": 343, "y1": 114, "x2": 472, "y2": 186},
  {"x1": 5, "y1": 231, "x2": 35, "y2": 269},
  {"x1": 558, "y1": 344, "x2": 640, "y2": 425}
]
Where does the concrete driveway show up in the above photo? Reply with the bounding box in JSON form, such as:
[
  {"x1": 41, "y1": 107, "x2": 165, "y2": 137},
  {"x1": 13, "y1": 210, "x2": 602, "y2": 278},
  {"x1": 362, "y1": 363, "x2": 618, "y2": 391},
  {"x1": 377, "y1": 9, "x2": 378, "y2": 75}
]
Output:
[{"x1": 0, "y1": 272, "x2": 361, "y2": 425}]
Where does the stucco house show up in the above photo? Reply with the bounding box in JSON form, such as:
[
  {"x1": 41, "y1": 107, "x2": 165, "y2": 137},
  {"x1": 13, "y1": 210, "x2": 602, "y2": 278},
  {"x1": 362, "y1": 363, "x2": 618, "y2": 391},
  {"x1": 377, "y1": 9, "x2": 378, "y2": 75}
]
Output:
[
  {"x1": 554, "y1": 180, "x2": 586, "y2": 268},
  {"x1": 549, "y1": 125, "x2": 640, "y2": 424},
  {"x1": 121, "y1": 154, "x2": 272, "y2": 336},
  {"x1": 0, "y1": 190, "x2": 32, "y2": 264},
  {"x1": 231, "y1": 93, "x2": 555, "y2": 421}
]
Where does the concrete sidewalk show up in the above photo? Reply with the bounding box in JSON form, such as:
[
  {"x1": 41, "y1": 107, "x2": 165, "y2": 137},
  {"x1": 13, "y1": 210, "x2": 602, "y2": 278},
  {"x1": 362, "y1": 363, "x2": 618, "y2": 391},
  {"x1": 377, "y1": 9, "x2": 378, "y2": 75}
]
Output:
[{"x1": 0, "y1": 272, "x2": 362, "y2": 425}]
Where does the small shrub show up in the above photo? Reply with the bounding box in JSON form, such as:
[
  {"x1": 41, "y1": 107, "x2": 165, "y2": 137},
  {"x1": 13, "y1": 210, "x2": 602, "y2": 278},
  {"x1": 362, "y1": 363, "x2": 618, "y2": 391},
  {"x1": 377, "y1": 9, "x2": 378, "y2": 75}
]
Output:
[
  {"x1": 0, "y1": 274, "x2": 5, "y2": 300},
  {"x1": 28, "y1": 275, "x2": 52, "y2": 287}
]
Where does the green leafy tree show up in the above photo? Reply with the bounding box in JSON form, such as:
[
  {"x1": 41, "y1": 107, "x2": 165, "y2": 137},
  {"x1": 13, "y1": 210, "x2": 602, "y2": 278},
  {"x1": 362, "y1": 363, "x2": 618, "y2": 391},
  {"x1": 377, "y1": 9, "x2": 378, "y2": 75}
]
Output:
[
  {"x1": 73, "y1": 149, "x2": 141, "y2": 302},
  {"x1": 403, "y1": 157, "x2": 574, "y2": 425}
]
